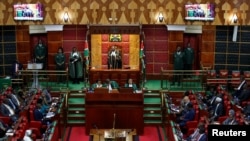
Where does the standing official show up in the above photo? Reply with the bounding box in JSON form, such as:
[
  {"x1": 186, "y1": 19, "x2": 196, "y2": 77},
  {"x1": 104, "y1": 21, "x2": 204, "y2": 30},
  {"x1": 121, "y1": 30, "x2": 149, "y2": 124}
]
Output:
[
  {"x1": 69, "y1": 47, "x2": 83, "y2": 84},
  {"x1": 184, "y1": 42, "x2": 194, "y2": 78},
  {"x1": 171, "y1": 46, "x2": 184, "y2": 86},
  {"x1": 55, "y1": 47, "x2": 66, "y2": 83},
  {"x1": 34, "y1": 39, "x2": 47, "y2": 70}
]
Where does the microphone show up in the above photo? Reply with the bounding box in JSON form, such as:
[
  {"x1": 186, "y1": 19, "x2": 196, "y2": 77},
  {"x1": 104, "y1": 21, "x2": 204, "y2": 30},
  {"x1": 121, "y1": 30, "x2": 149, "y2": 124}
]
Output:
[
  {"x1": 93, "y1": 124, "x2": 100, "y2": 141},
  {"x1": 93, "y1": 124, "x2": 98, "y2": 131},
  {"x1": 113, "y1": 113, "x2": 116, "y2": 130}
]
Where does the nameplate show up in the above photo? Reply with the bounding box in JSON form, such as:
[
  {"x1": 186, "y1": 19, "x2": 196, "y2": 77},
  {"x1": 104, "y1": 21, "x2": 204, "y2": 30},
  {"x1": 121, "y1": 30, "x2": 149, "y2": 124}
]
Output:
[{"x1": 27, "y1": 63, "x2": 43, "y2": 70}]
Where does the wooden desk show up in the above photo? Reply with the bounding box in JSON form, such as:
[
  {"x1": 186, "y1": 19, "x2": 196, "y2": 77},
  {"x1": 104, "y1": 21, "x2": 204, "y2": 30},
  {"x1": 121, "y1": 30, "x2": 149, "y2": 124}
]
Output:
[
  {"x1": 90, "y1": 129, "x2": 136, "y2": 141},
  {"x1": 85, "y1": 93, "x2": 144, "y2": 135},
  {"x1": 89, "y1": 69, "x2": 140, "y2": 87}
]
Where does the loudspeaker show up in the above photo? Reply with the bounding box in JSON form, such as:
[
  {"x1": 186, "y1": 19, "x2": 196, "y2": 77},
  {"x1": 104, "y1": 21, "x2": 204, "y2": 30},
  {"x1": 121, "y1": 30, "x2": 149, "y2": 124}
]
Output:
[{"x1": 232, "y1": 25, "x2": 238, "y2": 42}]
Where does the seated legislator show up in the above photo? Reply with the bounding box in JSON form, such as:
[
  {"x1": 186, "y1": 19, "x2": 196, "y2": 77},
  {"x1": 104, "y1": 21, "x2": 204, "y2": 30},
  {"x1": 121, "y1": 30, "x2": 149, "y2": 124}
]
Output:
[
  {"x1": 209, "y1": 97, "x2": 224, "y2": 123},
  {"x1": 41, "y1": 88, "x2": 52, "y2": 105},
  {"x1": 104, "y1": 79, "x2": 119, "y2": 91},
  {"x1": 23, "y1": 129, "x2": 33, "y2": 141},
  {"x1": 235, "y1": 84, "x2": 250, "y2": 105},
  {"x1": 222, "y1": 109, "x2": 239, "y2": 125},
  {"x1": 91, "y1": 79, "x2": 104, "y2": 89},
  {"x1": 176, "y1": 102, "x2": 195, "y2": 133},
  {"x1": 179, "y1": 95, "x2": 191, "y2": 115},
  {"x1": 34, "y1": 103, "x2": 52, "y2": 125},
  {"x1": 124, "y1": 78, "x2": 138, "y2": 92},
  {"x1": 184, "y1": 122, "x2": 207, "y2": 141},
  {"x1": 11, "y1": 60, "x2": 23, "y2": 79},
  {"x1": 5, "y1": 91, "x2": 21, "y2": 112},
  {"x1": 0, "y1": 119, "x2": 9, "y2": 139},
  {"x1": 0, "y1": 99, "x2": 18, "y2": 123},
  {"x1": 232, "y1": 78, "x2": 247, "y2": 98}
]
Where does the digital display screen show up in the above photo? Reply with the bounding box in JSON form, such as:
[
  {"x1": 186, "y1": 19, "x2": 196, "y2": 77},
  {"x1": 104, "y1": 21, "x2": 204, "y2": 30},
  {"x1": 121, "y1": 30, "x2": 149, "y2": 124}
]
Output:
[
  {"x1": 13, "y1": 3, "x2": 44, "y2": 21},
  {"x1": 185, "y1": 4, "x2": 215, "y2": 21}
]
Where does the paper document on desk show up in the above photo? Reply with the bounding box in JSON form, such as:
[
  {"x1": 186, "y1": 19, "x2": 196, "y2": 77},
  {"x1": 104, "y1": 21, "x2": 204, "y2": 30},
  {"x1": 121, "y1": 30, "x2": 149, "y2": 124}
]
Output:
[
  {"x1": 6, "y1": 129, "x2": 14, "y2": 136},
  {"x1": 46, "y1": 112, "x2": 55, "y2": 118},
  {"x1": 170, "y1": 104, "x2": 180, "y2": 113}
]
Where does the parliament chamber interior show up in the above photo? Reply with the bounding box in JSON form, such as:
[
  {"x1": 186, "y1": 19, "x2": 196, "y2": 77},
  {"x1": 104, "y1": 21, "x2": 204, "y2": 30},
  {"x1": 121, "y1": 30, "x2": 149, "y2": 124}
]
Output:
[{"x1": 1, "y1": 0, "x2": 250, "y2": 141}]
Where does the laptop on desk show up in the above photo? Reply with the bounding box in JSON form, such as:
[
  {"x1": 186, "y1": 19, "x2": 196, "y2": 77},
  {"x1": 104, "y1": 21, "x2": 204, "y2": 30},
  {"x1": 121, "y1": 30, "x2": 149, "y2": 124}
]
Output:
[
  {"x1": 119, "y1": 87, "x2": 134, "y2": 93},
  {"x1": 94, "y1": 87, "x2": 109, "y2": 94}
]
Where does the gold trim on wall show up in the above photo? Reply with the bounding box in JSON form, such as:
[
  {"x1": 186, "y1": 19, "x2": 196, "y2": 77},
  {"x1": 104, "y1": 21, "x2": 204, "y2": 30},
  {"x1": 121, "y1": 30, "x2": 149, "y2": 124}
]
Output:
[
  {"x1": 90, "y1": 34, "x2": 140, "y2": 69},
  {"x1": 91, "y1": 34, "x2": 102, "y2": 69}
]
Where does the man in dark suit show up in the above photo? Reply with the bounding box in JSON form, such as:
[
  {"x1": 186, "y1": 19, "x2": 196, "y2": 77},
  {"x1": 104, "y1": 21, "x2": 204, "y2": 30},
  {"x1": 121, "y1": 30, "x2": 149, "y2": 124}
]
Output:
[
  {"x1": 232, "y1": 78, "x2": 247, "y2": 97},
  {"x1": 11, "y1": 60, "x2": 23, "y2": 79},
  {"x1": 34, "y1": 103, "x2": 44, "y2": 122},
  {"x1": 176, "y1": 102, "x2": 195, "y2": 133},
  {"x1": 0, "y1": 120, "x2": 9, "y2": 139},
  {"x1": 185, "y1": 122, "x2": 207, "y2": 141},
  {"x1": 5, "y1": 92, "x2": 21, "y2": 113},
  {"x1": 0, "y1": 100, "x2": 18, "y2": 123},
  {"x1": 34, "y1": 103, "x2": 51, "y2": 125},
  {"x1": 209, "y1": 97, "x2": 224, "y2": 122}
]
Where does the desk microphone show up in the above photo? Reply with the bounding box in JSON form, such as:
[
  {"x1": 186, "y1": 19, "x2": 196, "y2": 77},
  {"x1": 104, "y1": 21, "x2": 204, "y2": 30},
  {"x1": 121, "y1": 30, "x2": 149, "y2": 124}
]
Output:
[{"x1": 93, "y1": 124, "x2": 100, "y2": 141}]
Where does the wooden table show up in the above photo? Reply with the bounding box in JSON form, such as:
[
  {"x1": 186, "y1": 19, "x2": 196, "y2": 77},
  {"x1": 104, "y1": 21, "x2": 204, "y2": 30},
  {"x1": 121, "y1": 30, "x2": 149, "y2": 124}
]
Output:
[{"x1": 90, "y1": 129, "x2": 136, "y2": 141}]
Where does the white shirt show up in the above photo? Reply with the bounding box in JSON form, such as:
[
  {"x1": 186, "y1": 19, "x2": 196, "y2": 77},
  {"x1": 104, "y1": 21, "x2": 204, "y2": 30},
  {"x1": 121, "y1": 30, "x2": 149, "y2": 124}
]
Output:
[
  {"x1": 237, "y1": 80, "x2": 246, "y2": 90},
  {"x1": 110, "y1": 51, "x2": 117, "y2": 57},
  {"x1": 108, "y1": 84, "x2": 112, "y2": 91}
]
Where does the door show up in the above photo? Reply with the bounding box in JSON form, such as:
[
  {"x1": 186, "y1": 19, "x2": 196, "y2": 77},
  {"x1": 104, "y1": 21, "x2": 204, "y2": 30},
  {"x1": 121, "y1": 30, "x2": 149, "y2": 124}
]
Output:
[
  {"x1": 30, "y1": 34, "x2": 47, "y2": 68},
  {"x1": 183, "y1": 33, "x2": 201, "y2": 70}
]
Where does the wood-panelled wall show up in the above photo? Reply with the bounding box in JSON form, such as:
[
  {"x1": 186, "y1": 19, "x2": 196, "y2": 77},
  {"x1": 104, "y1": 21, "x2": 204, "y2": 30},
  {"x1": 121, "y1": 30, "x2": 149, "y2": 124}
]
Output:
[
  {"x1": 16, "y1": 26, "x2": 30, "y2": 69},
  {"x1": 201, "y1": 26, "x2": 216, "y2": 69}
]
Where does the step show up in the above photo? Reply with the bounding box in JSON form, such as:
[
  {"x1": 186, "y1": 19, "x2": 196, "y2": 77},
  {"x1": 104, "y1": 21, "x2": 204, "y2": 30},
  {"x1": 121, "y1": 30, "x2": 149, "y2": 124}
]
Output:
[
  {"x1": 144, "y1": 107, "x2": 161, "y2": 111},
  {"x1": 67, "y1": 119, "x2": 85, "y2": 124},
  {"x1": 144, "y1": 120, "x2": 162, "y2": 124},
  {"x1": 68, "y1": 110, "x2": 85, "y2": 114},
  {"x1": 144, "y1": 103, "x2": 161, "y2": 108},
  {"x1": 144, "y1": 110, "x2": 161, "y2": 114},
  {"x1": 144, "y1": 97, "x2": 161, "y2": 104},
  {"x1": 144, "y1": 113, "x2": 162, "y2": 117},
  {"x1": 70, "y1": 93, "x2": 85, "y2": 97},
  {"x1": 67, "y1": 113, "x2": 85, "y2": 117},
  {"x1": 68, "y1": 97, "x2": 85, "y2": 104},
  {"x1": 67, "y1": 104, "x2": 85, "y2": 109},
  {"x1": 68, "y1": 107, "x2": 85, "y2": 111},
  {"x1": 144, "y1": 93, "x2": 160, "y2": 97}
]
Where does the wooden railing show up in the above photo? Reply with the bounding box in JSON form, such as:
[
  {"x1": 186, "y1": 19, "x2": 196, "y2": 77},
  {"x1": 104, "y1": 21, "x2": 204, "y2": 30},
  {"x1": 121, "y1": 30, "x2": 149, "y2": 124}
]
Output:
[
  {"x1": 160, "y1": 67, "x2": 208, "y2": 89},
  {"x1": 18, "y1": 70, "x2": 69, "y2": 89}
]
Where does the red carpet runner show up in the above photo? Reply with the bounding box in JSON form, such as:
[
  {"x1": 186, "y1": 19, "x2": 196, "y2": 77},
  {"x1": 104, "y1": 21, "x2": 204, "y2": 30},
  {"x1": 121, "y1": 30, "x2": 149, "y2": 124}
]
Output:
[{"x1": 65, "y1": 127, "x2": 90, "y2": 141}]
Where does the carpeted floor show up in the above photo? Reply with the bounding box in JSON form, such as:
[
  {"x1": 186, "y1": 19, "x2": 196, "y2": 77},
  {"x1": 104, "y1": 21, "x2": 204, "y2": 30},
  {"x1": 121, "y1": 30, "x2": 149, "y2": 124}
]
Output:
[
  {"x1": 63, "y1": 126, "x2": 166, "y2": 141},
  {"x1": 139, "y1": 126, "x2": 164, "y2": 141},
  {"x1": 64, "y1": 127, "x2": 90, "y2": 141}
]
